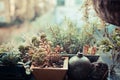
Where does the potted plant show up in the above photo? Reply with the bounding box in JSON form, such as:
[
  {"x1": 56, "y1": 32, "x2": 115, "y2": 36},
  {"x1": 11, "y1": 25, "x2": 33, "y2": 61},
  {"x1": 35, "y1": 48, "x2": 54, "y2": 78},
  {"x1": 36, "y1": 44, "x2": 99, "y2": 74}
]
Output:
[
  {"x1": 47, "y1": 21, "x2": 81, "y2": 54},
  {"x1": 31, "y1": 52, "x2": 68, "y2": 80},
  {"x1": 47, "y1": 19, "x2": 101, "y2": 63},
  {"x1": 0, "y1": 44, "x2": 21, "y2": 66},
  {"x1": 47, "y1": 19, "x2": 95, "y2": 54},
  {"x1": 0, "y1": 43, "x2": 31, "y2": 80},
  {"x1": 19, "y1": 33, "x2": 68, "y2": 80},
  {"x1": 0, "y1": 52, "x2": 20, "y2": 66},
  {"x1": 30, "y1": 33, "x2": 68, "y2": 80},
  {"x1": 0, "y1": 51, "x2": 30, "y2": 80}
]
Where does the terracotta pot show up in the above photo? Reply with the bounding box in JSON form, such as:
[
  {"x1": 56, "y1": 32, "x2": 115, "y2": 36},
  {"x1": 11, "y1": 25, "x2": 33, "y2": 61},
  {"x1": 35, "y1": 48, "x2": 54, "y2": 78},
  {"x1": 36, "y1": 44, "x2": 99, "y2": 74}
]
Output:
[
  {"x1": 92, "y1": 0, "x2": 120, "y2": 26},
  {"x1": 30, "y1": 57, "x2": 68, "y2": 80}
]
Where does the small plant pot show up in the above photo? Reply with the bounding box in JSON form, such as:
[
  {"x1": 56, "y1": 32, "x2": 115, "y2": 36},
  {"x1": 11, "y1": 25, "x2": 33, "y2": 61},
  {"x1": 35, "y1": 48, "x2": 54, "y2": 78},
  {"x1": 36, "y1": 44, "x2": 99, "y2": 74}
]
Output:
[
  {"x1": 30, "y1": 57, "x2": 68, "y2": 80},
  {"x1": 0, "y1": 64, "x2": 30, "y2": 80}
]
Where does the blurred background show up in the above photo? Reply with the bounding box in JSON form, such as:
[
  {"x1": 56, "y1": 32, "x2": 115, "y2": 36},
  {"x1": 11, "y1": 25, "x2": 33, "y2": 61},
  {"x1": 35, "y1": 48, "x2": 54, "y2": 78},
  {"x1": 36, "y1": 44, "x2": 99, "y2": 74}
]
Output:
[
  {"x1": 0, "y1": 0, "x2": 115, "y2": 45},
  {"x1": 0, "y1": 0, "x2": 82, "y2": 43}
]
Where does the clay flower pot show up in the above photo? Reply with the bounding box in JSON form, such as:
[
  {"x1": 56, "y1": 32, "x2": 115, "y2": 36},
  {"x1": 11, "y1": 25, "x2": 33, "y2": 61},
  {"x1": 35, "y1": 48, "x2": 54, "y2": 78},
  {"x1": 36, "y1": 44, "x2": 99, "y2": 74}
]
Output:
[
  {"x1": 30, "y1": 57, "x2": 68, "y2": 80},
  {"x1": 92, "y1": 0, "x2": 120, "y2": 26}
]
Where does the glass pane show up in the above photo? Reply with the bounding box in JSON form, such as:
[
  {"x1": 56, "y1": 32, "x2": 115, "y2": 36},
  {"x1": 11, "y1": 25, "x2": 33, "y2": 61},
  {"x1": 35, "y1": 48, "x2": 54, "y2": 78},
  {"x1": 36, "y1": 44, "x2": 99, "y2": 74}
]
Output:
[{"x1": 57, "y1": 0, "x2": 65, "y2": 6}]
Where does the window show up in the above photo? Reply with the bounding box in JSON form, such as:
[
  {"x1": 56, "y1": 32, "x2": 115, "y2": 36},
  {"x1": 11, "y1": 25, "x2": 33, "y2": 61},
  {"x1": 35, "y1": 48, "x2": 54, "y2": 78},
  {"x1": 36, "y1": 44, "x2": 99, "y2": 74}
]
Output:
[
  {"x1": 75, "y1": 0, "x2": 82, "y2": 5},
  {"x1": 57, "y1": 0, "x2": 65, "y2": 6}
]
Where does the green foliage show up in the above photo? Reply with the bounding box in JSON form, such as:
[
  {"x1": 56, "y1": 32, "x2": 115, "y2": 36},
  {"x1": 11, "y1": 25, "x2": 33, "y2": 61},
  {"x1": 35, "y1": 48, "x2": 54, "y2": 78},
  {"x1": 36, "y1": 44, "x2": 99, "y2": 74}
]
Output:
[
  {"x1": 0, "y1": 52, "x2": 20, "y2": 65},
  {"x1": 98, "y1": 27, "x2": 120, "y2": 53},
  {"x1": 98, "y1": 38, "x2": 113, "y2": 52},
  {"x1": 97, "y1": 27, "x2": 120, "y2": 73},
  {"x1": 32, "y1": 51, "x2": 47, "y2": 66},
  {"x1": 0, "y1": 41, "x2": 21, "y2": 65},
  {"x1": 47, "y1": 19, "x2": 95, "y2": 54},
  {"x1": 31, "y1": 37, "x2": 40, "y2": 47}
]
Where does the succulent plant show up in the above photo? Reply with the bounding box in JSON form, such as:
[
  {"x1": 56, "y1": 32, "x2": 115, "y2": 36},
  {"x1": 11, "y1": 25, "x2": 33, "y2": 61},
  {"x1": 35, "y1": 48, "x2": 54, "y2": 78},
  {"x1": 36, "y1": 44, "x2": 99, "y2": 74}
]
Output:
[
  {"x1": 31, "y1": 37, "x2": 40, "y2": 47},
  {"x1": 32, "y1": 51, "x2": 47, "y2": 67},
  {"x1": 48, "y1": 53, "x2": 61, "y2": 64},
  {"x1": 0, "y1": 52, "x2": 20, "y2": 65},
  {"x1": 18, "y1": 45, "x2": 33, "y2": 63},
  {"x1": 18, "y1": 33, "x2": 63, "y2": 68}
]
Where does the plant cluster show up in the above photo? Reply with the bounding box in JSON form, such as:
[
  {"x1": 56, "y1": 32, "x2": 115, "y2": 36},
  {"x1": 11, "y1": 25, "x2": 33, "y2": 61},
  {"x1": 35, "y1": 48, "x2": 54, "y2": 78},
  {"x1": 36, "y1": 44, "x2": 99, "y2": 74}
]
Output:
[
  {"x1": 47, "y1": 20, "x2": 95, "y2": 54},
  {"x1": 97, "y1": 27, "x2": 120, "y2": 74},
  {"x1": 0, "y1": 52, "x2": 20, "y2": 65},
  {"x1": 98, "y1": 27, "x2": 120, "y2": 57},
  {"x1": 19, "y1": 33, "x2": 63, "y2": 68},
  {"x1": 0, "y1": 42, "x2": 21, "y2": 65}
]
